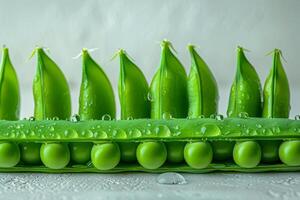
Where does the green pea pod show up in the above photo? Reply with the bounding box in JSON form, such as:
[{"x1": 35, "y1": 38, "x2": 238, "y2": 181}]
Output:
[
  {"x1": 118, "y1": 49, "x2": 150, "y2": 119},
  {"x1": 187, "y1": 45, "x2": 219, "y2": 118},
  {"x1": 79, "y1": 49, "x2": 116, "y2": 120},
  {"x1": 0, "y1": 47, "x2": 20, "y2": 120},
  {"x1": 227, "y1": 47, "x2": 262, "y2": 117},
  {"x1": 262, "y1": 49, "x2": 290, "y2": 118},
  {"x1": 150, "y1": 40, "x2": 188, "y2": 119},
  {"x1": 32, "y1": 48, "x2": 71, "y2": 120}
]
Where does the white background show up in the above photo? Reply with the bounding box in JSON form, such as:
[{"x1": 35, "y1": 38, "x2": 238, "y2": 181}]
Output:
[{"x1": 0, "y1": 1, "x2": 300, "y2": 199}]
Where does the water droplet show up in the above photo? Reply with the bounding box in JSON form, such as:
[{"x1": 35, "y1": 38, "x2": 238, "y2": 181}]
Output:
[
  {"x1": 71, "y1": 114, "x2": 81, "y2": 122},
  {"x1": 147, "y1": 92, "x2": 153, "y2": 102},
  {"x1": 200, "y1": 124, "x2": 221, "y2": 136},
  {"x1": 256, "y1": 124, "x2": 262, "y2": 128},
  {"x1": 126, "y1": 116, "x2": 134, "y2": 120},
  {"x1": 157, "y1": 172, "x2": 187, "y2": 185},
  {"x1": 81, "y1": 130, "x2": 93, "y2": 138},
  {"x1": 113, "y1": 129, "x2": 127, "y2": 139},
  {"x1": 64, "y1": 129, "x2": 78, "y2": 138},
  {"x1": 52, "y1": 116, "x2": 59, "y2": 120},
  {"x1": 162, "y1": 112, "x2": 172, "y2": 120},
  {"x1": 295, "y1": 115, "x2": 300, "y2": 120},
  {"x1": 49, "y1": 126, "x2": 55, "y2": 132},
  {"x1": 215, "y1": 114, "x2": 224, "y2": 120},
  {"x1": 28, "y1": 116, "x2": 35, "y2": 121},
  {"x1": 94, "y1": 131, "x2": 107, "y2": 139},
  {"x1": 238, "y1": 112, "x2": 249, "y2": 119},
  {"x1": 198, "y1": 115, "x2": 205, "y2": 119},
  {"x1": 155, "y1": 125, "x2": 171, "y2": 137},
  {"x1": 131, "y1": 129, "x2": 142, "y2": 137},
  {"x1": 102, "y1": 114, "x2": 112, "y2": 121}
]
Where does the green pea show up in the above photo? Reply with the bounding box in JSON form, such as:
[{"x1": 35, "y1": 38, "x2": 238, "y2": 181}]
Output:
[
  {"x1": 187, "y1": 45, "x2": 219, "y2": 118},
  {"x1": 32, "y1": 47, "x2": 71, "y2": 120},
  {"x1": 262, "y1": 49, "x2": 290, "y2": 118},
  {"x1": 279, "y1": 140, "x2": 300, "y2": 166},
  {"x1": 79, "y1": 49, "x2": 116, "y2": 120},
  {"x1": 40, "y1": 143, "x2": 70, "y2": 169},
  {"x1": 166, "y1": 142, "x2": 185, "y2": 163},
  {"x1": 119, "y1": 142, "x2": 138, "y2": 162},
  {"x1": 150, "y1": 40, "x2": 188, "y2": 119},
  {"x1": 20, "y1": 143, "x2": 41, "y2": 165},
  {"x1": 233, "y1": 141, "x2": 261, "y2": 168},
  {"x1": 136, "y1": 142, "x2": 167, "y2": 169},
  {"x1": 184, "y1": 142, "x2": 212, "y2": 169},
  {"x1": 211, "y1": 141, "x2": 234, "y2": 161},
  {"x1": 117, "y1": 49, "x2": 150, "y2": 119},
  {"x1": 259, "y1": 141, "x2": 280, "y2": 163},
  {"x1": 0, "y1": 142, "x2": 20, "y2": 168},
  {"x1": 227, "y1": 47, "x2": 262, "y2": 117},
  {"x1": 0, "y1": 47, "x2": 20, "y2": 120},
  {"x1": 69, "y1": 142, "x2": 92, "y2": 164},
  {"x1": 91, "y1": 143, "x2": 120, "y2": 170}
]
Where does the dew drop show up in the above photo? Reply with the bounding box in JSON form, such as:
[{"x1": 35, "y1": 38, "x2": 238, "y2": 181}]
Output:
[
  {"x1": 113, "y1": 129, "x2": 127, "y2": 139},
  {"x1": 162, "y1": 112, "x2": 172, "y2": 120},
  {"x1": 102, "y1": 114, "x2": 112, "y2": 121},
  {"x1": 29, "y1": 116, "x2": 36, "y2": 121},
  {"x1": 52, "y1": 116, "x2": 59, "y2": 120},
  {"x1": 155, "y1": 125, "x2": 171, "y2": 137},
  {"x1": 295, "y1": 115, "x2": 300, "y2": 120},
  {"x1": 256, "y1": 124, "x2": 262, "y2": 128},
  {"x1": 49, "y1": 126, "x2": 55, "y2": 132},
  {"x1": 157, "y1": 172, "x2": 187, "y2": 185},
  {"x1": 94, "y1": 131, "x2": 108, "y2": 139},
  {"x1": 64, "y1": 129, "x2": 78, "y2": 138},
  {"x1": 147, "y1": 92, "x2": 154, "y2": 102},
  {"x1": 131, "y1": 129, "x2": 142, "y2": 137},
  {"x1": 126, "y1": 116, "x2": 134, "y2": 120},
  {"x1": 215, "y1": 114, "x2": 224, "y2": 120},
  {"x1": 238, "y1": 112, "x2": 249, "y2": 119},
  {"x1": 200, "y1": 124, "x2": 221, "y2": 136},
  {"x1": 71, "y1": 114, "x2": 81, "y2": 122}
]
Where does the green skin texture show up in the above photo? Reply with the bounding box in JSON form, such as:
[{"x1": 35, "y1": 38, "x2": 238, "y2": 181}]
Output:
[
  {"x1": 261, "y1": 49, "x2": 291, "y2": 163},
  {"x1": 233, "y1": 141, "x2": 261, "y2": 168},
  {"x1": 32, "y1": 48, "x2": 71, "y2": 169},
  {"x1": 20, "y1": 143, "x2": 41, "y2": 165},
  {"x1": 187, "y1": 45, "x2": 219, "y2": 118},
  {"x1": 279, "y1": 141, "x2": 300, "y2": 166},
  {"x1": 40, "y1": 143, "x2": 70, "y2": 169},
  {"x1": 227, "y1": 47, "x2": 262, "y2": 118},
  {"x1": 117, "y1": 50, "x2": 150, "y2": 162},
  {"x1": 184, "y1": 142, "x2": 213, "y2": 169},
  {"x1": 0, "y1": 142, "x2": 20, "y2": 168},
  {"x1": 91, "y1": 143, "x2": 120, "y2": 170},
  {"x1": 79, "y1": 49, "x2": 116, "y2": 120},
  {"x1": 136, "y1": 142, "x2": 167, "y2": 169}
]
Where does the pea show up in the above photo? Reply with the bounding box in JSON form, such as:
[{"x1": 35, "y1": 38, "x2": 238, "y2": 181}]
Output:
[
  {"x1": 0, "y1": 142, "x2": 20, "y2": 168},
  {"x1": 227, "y1": 46, "x2": 262, "y2": 117},
  {"x1": 0, "y1": 47, "x2": 20, "y2": 120},
  {"x1": 91, "y1": 143, "x2": 120, "y2": 170},
  {"x1": 150, "y1": 40, "x2": 188, "y2": 119},
  {"x1": 40, "y1": 143, "x2": 70, "y2": 169},
  {"x1": 136, "y1": 142, "x2": 167, "y2": 169},
  {"x1": 166, "y1": 142, "x2": 185, "y2": 163},
  {"x1": 32, "y1": 47, "x2": 71, "y2": 120},
  {"x1": 259, "y1": 141, "x2": 280, "y2": 163},
  {"x1": 262, "y1": 49, "x2": 290, "y2": 118},
  {"x1": 119, "y1": 142, "x2": 138, "y2": 162},
  {"x1": 117, "y1": 49, "x2": 150, "y2": 119},
  {"x1": 184, "y1": 142, "x2": 213, "y2": 169},
  {"x1": 233, "y1": 141, "x2": 261, "y2": 168},
  {"x1": 20, "y1": 143, "x2": 41, "y2": 165},
  {"x1": 79, "y1": 49, "x2": 116, "y2": 120},
  {"x1": 211, "y1": 141, "x2": 234, "y2": 161},
  {"x1": 187, "y1": 45, "x2": 219, "y2": 118},
  {"x1": 69, "y1": 142, "x2": 92, "y2": 164},
  {"x1": 279, "y1": 140, "x2": 300, "y2": 166}
]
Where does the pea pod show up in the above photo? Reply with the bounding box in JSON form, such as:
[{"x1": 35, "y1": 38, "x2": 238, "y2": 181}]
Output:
[
  {"x1": 262, "y1": 49, "x2": 290, "y2": 118},
  {"x1": 187, "y1": 45, "x2": 219, "y2": 118},
  {"x1": 32, "y1": 48, "x2": 71, "y2": 120},
  {"x1": 227, "y1": 47, "x2": 262, "y2": 117},
  {"x1": 150, "y1": 40, "x2": 188, "y2": 119},
  {"x1": 31, "y1": 47, "x2": 71, "y2": 169},
  {"x1": 79, "y1": 49, "x2": 116, "y2": 120}
]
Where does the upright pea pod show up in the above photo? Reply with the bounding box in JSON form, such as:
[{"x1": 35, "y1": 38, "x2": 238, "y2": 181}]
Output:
[
  {"x1": 32, "y1": 48, "x2": 71, "y2": 120},
  {"x1": 261, "y1": 49, "x2": 290, "y2": 163},
  {"x1": 227, "y1": 47, "x2": 262, "y2": 117},
  {"x1": 79, "y1": 49, "x2": 116, "y2": 120},
  {"x1": 117, "y1": 49, "x2": 149, "y2": 163},
  {"x1": 148, "y1": 40, "x2": 187, "y2": 167},
  {"x1": 187, "y1": 45, "x2": 219, "y2": 118},
  {"x1": 0, "y1": 47, "x2": 20, "y2": 167},
  {"x1": 31, "y1": 47, "x2": 71, "y2": 169},
  {"x1": 150, "y1": 40, "x2": 188, "y2": 119}
]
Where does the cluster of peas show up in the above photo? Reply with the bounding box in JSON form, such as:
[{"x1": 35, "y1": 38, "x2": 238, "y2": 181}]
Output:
[{"x1": 0, "y1": 40, "x2": 299, "y2": 171}]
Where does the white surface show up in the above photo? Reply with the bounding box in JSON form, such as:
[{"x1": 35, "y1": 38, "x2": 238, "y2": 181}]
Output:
[
  {"x1": 0, "y1": 1, "x2": 300, "y2": 199},
  {"x1": 0, "y1": 173, "x2": 300, "y2": 200}
]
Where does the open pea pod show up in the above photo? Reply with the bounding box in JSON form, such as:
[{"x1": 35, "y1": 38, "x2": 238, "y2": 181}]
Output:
[
  {"x1": 150, "y1": 40, "x2": 188, "y2": 119},
  {"x1": 0, "y1": 47, "x2": 20, "y2": 120},
  {"x1": 79, "y1": 49, "x2": 116, "y2": 120},
  {"x1": 187, "y1": 45, "x2": 219, "y2": 118},
  {"x1": 262, "y1": 49, "x2": 290, "y2": 118},
  {"x1": 32, "y1": 48, "x2": 71, "y2": 120},
  {"x1": 227, "y1": 47, "x2": 262, "y2": 117}
]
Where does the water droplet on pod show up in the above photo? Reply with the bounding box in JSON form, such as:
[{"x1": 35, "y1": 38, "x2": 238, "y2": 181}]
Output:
[{"x1": 102, "y1": 114, "x2": 112, "y2": 121}]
